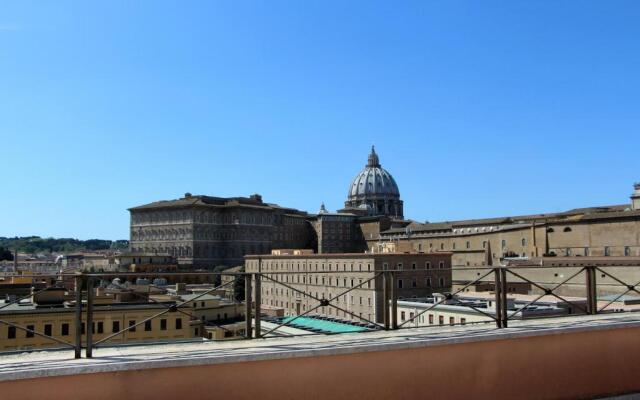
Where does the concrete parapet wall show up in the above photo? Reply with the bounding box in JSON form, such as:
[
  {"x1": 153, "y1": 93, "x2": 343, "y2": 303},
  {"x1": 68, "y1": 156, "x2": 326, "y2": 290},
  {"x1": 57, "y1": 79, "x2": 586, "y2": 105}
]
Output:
[{"x1": 1, "y1": 323, "x2": 639, "y2": 399}]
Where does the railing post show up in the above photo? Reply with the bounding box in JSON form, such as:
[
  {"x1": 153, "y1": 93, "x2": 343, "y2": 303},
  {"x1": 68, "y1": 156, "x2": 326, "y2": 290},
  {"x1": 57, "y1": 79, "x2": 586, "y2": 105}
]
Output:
[
  {"x1": 382, "y1": 271, "x2": 390, "y2": 330},
  {"x1": 500, "y1": 268, "x2": 508, "y2": 328},
  {"x1": 85, "y1": 277, "x2": 94, "y2": 358},
  {"x1": 74, "y1": 273, "x2": 83, "y2": 359},
  {"x1": 585, "y1": 266, "x2": 597, "y2": 315},
  {"x1": 493, "y1": 267, "x2": 503, "y2": 328},
  {"x1": 254, "y1": 273, "x2": 261, "y2": 338},
  {"x1": 244, "y1": 273, "x2": 253, "y2": 339},
  {"x1": 390, "y1": 271, "x2": 398, "y2": 330}
]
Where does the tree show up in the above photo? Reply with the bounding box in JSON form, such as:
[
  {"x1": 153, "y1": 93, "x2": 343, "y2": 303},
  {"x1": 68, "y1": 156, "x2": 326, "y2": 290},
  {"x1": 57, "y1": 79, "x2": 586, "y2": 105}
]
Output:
[
  {"x1": 233, "y1": 267, "x2": 246, "y2": 302},
  {"x1": 0, "y1": 247, "x2": 13, "y2": 261}
]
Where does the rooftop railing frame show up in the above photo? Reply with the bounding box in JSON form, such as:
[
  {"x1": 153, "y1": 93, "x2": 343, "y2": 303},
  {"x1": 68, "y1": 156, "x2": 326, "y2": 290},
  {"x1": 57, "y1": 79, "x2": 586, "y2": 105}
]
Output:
[{"x1": 1, "y1": 263, "x2": 640, "y2": 358}]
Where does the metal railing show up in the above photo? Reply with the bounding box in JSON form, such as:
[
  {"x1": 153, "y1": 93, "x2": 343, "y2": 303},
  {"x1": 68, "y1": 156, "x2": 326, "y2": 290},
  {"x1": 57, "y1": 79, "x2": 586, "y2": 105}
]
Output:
[{"x1": 0, "y1": 263, "x2": 639, "y2": 358}]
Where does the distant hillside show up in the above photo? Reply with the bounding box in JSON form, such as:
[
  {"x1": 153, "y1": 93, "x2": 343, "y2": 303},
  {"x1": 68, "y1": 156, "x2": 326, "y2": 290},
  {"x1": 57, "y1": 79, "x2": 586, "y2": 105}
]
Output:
[{"x1": 0, "y1": 236, "x2": 129, "y2": 255}]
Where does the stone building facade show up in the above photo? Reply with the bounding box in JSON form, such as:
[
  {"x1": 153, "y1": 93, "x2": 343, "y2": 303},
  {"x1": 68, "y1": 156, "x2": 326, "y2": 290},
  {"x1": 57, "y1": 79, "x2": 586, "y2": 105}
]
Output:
[
  {"x1": 129, "y1": 147, "x2": 640, "y2": 275},
  {"x1": 129, "y1": 194, "x2": 314, "y2": 267},
  {"x1": 371, "y1": 184, "x2": 640, "y2": 268},
  {"x1": 245, "y1": 252, "x2": 452, "y2": 324},
  {"x1": 308, "y1": 204, "x2": 365, "y2": 254}
]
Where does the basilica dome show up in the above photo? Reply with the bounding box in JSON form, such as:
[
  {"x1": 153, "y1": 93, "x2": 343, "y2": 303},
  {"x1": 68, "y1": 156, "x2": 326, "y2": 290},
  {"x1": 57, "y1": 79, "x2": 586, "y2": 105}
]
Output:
[
  {"x1": 348, "y1": 148, "x2": 400, "y2": 198},
  {"x1": 344, "y1": 147, "x2": 404, "y2": 219}
]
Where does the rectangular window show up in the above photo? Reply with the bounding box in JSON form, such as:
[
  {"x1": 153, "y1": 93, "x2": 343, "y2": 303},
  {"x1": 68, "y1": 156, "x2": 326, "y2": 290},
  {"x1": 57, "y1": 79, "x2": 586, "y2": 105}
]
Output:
[
  {"x1": 412, "y1": 279, "x2": 417, "y2": 288},
  {"x1": 128, "y1": 320, "x2": 136, "y2": 332},
  {"x1": 449, "y1": 317, "x2": 455, "y2": 326},
  {"x1": 438, "y1": 316, "x2": 444, "y2": 325},
  {"x1": 145, "y1": 320, "x2": 152, "y2": 331},
  {"x1": 176, "y1": 318, "x2": 183, "y2": 329},
  {"x1": 428, "y1": 315, "x2": 434, "y2": 324},
  {"x1": 398, "y1": 279, "x2": 403, "y2": 289},
  {"x1": 97, "y1": 322, "x2": 104, "y2": 334},
  {"x1": 401, "y1": 311, "x2": 406, "y2": 321},
  {"x1": 439, "y1": 261, "x2": 445, "y2": 269},
  {"x1": 81, "y1": 323, "x2": 86, "y2": 335},
  {"x1": 44, "y1": 324, "x2": 52, "y2": 337},
  {"x1": 61, "y1": 323, "x2": 69, "y2": 336},
  {"x1": 160, "y1": 319, "x2": 167, "y2": 331},
  {"x1": 461, "y1": 318, "x2": 466, "y2": 325},
  {"x1": 8, "y1": 326, "x2": 16, "y2": 339},
  {"x1": 112, "y1": 321, "x2": 120, "y2": 333},
  {"x1": 26, "y1": 325, "x2": 35, "y2": 338}
]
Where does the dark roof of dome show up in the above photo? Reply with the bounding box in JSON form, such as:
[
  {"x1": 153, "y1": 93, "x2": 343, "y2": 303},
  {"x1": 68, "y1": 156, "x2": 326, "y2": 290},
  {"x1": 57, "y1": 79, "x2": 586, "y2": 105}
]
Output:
[{"x1": 348, "y1": 146, "x2": 400, "y2": 199}]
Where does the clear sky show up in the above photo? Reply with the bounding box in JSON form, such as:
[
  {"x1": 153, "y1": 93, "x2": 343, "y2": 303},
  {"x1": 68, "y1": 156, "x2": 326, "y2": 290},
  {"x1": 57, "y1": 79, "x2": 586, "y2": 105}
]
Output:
[{"x1": 1, "y1": 1, "x2": 639, "y2": 240}]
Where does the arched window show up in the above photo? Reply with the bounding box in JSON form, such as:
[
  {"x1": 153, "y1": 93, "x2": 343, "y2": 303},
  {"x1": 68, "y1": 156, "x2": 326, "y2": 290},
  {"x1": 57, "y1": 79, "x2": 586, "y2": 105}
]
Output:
[
  {"x1": 547, "y1": 228, "x2": 555, "y2": 233},
  {"x1": 563, "y1": 227, "x2": 572, "y2": 232}
]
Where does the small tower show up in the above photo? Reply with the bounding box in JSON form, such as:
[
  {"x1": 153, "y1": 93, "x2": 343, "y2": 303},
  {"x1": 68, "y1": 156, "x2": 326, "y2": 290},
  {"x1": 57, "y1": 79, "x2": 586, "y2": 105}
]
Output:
[{"x1": 632, "y1": 183, "x2": 640, "y2": 210}]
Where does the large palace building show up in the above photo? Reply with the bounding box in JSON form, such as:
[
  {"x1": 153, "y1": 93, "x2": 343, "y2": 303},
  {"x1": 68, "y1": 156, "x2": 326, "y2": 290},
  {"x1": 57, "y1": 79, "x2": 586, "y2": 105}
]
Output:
[
  {"x1": 129, "y1": 147, "x2": 640, "y2": 268},
  {"x1": 129, "y1": 194, "x2": 315, "y2": 267},
  {"x1": 375, "y1": 183, "x2": 640, "y2": 267}
]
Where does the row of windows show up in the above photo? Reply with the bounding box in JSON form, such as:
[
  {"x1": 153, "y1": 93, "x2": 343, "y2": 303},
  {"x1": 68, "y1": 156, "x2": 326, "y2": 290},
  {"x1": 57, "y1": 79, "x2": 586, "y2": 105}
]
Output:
[
  {"x1": 262, "y1": 275, "x2": 448, "y2": 301},
  {"x1": 5, "y1": 318, "x2": 183, "y2": 339},
  {"x1": 383, "y1": 261, "x2": 447, "y2": 270},
  {"x1": 555, "y1": 246, "x2": 634, "y2": 257},
  {"x1": 256, "y1": 260, "x2": 449, "y2": 272},
  {"x1": 264, "y1": 275, "x2": 374, "y2": 288},
  {"x1": 261, "y1": 262, "x2": 373, "y2": 272},
  {"x1": 400, "y1": 311, "x2": 466, "y2": 326},
  {"x1": 264, "y1": 271, "x2": 448, "y2": 290},
  {"x1": 265, "y1": 295, "x2": 374, "y2": 308},
  {"x1": 397, "y1": 277, "x2": 446, "y2": 289}
]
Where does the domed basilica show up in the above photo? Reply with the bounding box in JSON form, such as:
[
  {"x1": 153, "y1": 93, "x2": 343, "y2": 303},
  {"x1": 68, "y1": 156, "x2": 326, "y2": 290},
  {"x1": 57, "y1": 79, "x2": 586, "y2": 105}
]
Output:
[{"x1": 342, "y1": 146, "x2": 404, "y2": 219}]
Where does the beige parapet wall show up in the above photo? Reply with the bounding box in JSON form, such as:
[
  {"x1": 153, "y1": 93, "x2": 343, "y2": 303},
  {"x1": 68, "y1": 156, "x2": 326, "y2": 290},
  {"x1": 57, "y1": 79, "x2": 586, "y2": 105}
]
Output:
[{"x1": 1, "y1": 321, "x2": 639, "y2": 400}]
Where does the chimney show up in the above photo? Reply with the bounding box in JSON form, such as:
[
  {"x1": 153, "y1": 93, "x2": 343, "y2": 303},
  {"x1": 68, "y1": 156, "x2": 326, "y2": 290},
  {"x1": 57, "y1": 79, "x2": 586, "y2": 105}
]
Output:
[{"x1": 632, "y1": 183, "x2": 640, "y2": 210}]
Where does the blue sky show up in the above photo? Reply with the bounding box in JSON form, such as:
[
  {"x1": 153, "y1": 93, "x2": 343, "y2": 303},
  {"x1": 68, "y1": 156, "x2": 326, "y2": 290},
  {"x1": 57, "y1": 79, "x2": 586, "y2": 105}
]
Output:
[{"x1": 1, "y1": 1, "x2": 639, "y2": 240}]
